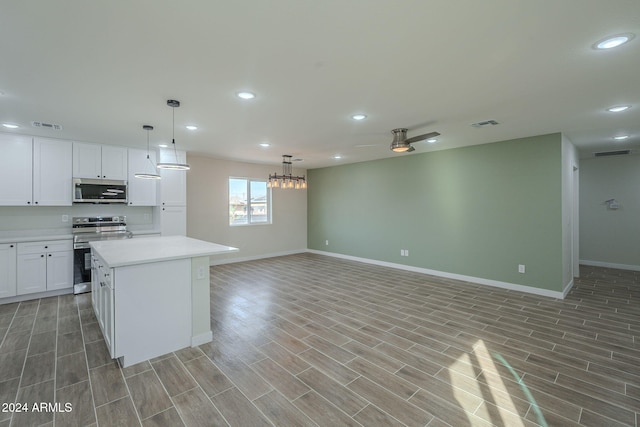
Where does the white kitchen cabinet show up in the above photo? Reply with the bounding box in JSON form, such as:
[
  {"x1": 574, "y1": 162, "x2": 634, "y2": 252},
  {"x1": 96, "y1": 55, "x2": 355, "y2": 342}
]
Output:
[
  {"x1": 33, "y1": 137, "x2": 73, "y2": 206},
  {"x1": 92, "y1": 251, "x2": 115, "y2": 357},
  {"x1": 0, "y1": 134, "x2": 72, "y2": 206},
  {"x1": 0, "y1": 134, "x2": 33, "y2": 206},
  {"x1": 158, "y1": 148, "x2": 187, "y2": 206},
  {"x1": 17, "y1": 240, "x2": 73, "y2": 295},
  {"x1": 73, "y1": 143, "x2": 128, "y2": 180},
  {"x1": 0, "y1": 243, "x2": 17, "y2": 298},
  {"x1": 160, "y1": 206, "x2": 187, "y2": 236},
  {"x1": 127, "y1": 148, "x2": 158, "y2": 206}
]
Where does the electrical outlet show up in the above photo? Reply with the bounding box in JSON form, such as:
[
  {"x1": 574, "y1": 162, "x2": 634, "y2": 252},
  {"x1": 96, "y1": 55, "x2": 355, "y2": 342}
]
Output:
[
  {"x1": 518, "y1": 264, "x2": 525, "y2": 274},
  {"x1": 400, "y1": 249, "x2": 404, "y2": 256},
  {"x1": 405, "y1": 249, "x2": 409, "y2": 256},
  {"x1": 197, "y1": 266, "x2": 207, "y2": 280},
  {"x1": 325, "y1": 240, "x2": 329, "y2": 246},
  {"x1": 61, "y1": 215, "x2": 68, "y2": 222}
]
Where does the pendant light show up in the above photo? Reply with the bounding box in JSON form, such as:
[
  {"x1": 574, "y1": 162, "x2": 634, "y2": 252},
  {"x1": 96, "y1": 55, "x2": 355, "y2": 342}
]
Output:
[
  {"x1": 267, "y1": 155, "x2": 307, "y2": 190},
  {"x1": 157, "y1": 99, "x2": 191, "y2": 170},
  {"x1": 134, "y1": 125, "x2": 161, "y2": 179}
]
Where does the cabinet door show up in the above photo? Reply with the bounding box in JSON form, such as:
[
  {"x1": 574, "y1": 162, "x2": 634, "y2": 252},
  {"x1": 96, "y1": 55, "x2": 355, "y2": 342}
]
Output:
[
  {"x1": 127, "y1": 148, "x2": 158, "y2": 206},
  {"x1": 33, "y1": 138, "x2": 73, "y2": 206},
  {"x1": 160, "y1": 206, "x2": 187, "y2": 236},
  {"x1": 103, "y1": 277, "x2": 115, "y2": 358},
  {"x1": 46, "y1": 250, "x2": 73, "y2": 291},
  {"x1": 101, "y1": 145, "x2": 128, "y2": 180},
  {"x1": 158, "y1": 148, "x2": 187, "y2": 206},
  {"x1": 17, "y1": 253, "x2": 47, "y2": 295},
  {"x1": 73, "y1": 142, "x2": 102, "y2": 179},
  {"x1": 0, "y1": 134, "x2": 33, "y2": 206},
  {"x1": 0, "y1": 243, "x2": 17, "y2": 298}
]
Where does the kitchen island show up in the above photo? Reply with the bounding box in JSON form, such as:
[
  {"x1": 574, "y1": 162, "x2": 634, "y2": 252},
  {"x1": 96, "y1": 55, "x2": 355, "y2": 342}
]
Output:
[{"x1": 90, "y1": 236, "x2": 237, "y2": 367}]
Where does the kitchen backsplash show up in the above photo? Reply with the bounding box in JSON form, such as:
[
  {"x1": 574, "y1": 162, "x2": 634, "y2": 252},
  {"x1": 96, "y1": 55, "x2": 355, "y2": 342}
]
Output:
[{"x1": 0, "y1": 205, "x2": 154, "y2": 233}]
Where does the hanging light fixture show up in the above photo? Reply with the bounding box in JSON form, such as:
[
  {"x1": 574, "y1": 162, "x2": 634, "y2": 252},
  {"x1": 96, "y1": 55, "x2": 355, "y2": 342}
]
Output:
[
  {"x1": 134, "y1": 125, "x2": 161, "y2": 179},
  {"x1": 157, "y1": 99, "x2": 191, "y2": 170},
  {"x1": 268, "y1": 155, "x2": 307, "y2": 190}
]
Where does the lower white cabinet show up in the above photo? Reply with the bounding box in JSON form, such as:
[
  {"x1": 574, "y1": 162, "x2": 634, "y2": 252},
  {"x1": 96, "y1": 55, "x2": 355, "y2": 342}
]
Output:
[
  {"x1": 0, "y1": 243, "x2": 17, "y2": 298},
  {"x1": 160, "y1": 206, "x2": 187, "y2": 236},
  {"x1": 17, "y1": 240, "x2": 73, "y2": 295},
  {"x1": 92, "y1": 252, "x2": 115, "y2": 357}
]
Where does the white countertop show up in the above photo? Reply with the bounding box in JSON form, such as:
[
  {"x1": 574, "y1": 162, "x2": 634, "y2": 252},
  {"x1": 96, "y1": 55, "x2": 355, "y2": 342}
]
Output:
[
  {"x1": 90, "y1": 236, "x2": 238, "y2": 268},
  {"x1": 0, "y1": 229, "x2": 160, "y2": 244}
]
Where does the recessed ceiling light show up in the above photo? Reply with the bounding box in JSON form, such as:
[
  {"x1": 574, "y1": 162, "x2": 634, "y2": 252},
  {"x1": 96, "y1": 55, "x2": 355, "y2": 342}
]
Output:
[
  {"x1": 236, "y1": 91, "x2": 256, "y2": 100},
  {"x1": 593, "y1": 33, "x2": 635, "y2": 50},
  {"x1": 259, "y1": 143, "x2": 270, "y2": 147},
  {"x1": 613, "y1": 135, "x2": 630, "y2": 140},
  {"x1": 607, "y1": 105, "x2": 631, "y2": 112},
  {"x1": 333, "y1": 155, "x2": 342, "y2": 159},
  {"x1": 351, "y1": 114, "x2": 367, "y2": 121},
  {"x1": 185, "y1": 125, "x2": 198, "y2": 130},
  {"x1": 426, "y1": 138, "x2": 437, "y2": 143},
  {"x1": 2, "y1": 123, "x2": 19, "y2": 129},
  {"x1": 158, "y1": 144, "x2": 168, "y2": 148}
]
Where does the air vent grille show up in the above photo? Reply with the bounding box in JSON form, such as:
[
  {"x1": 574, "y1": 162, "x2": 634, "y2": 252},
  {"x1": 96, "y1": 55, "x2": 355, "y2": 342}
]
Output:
[
  {"x1": 594, "y1": 150, "x2": 631, "y2": 157},
  {"x1": 32, "y1": 121, "x2": 62, "y2": 130},
  {"x1": 471, "y1": 120, "x2": 499, "y2": 128}
]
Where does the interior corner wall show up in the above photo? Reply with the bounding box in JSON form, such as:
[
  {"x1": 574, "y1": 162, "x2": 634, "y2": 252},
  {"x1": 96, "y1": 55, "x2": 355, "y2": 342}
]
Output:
[
  {"x1": 186, "y1": 154, "x2": 307, "y2": 264},
  {"x1": 579, "y1": 153, "x2": 640, "y2": 270},
  {"x1": 561, "y1": 134, "x2": 579, "y2": 289},
  {"x1": 308, "y1": 133, "x2": 564, "y2": 293}
]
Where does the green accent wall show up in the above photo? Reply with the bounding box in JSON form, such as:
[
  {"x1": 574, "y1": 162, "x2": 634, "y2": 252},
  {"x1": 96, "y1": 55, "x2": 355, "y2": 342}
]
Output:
[{"x1": 308, "y1": 133, "x2": 563, "y2": 292}]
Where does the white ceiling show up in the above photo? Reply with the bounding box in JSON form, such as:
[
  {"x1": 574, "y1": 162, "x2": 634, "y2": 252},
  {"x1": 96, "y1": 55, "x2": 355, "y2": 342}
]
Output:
[{"x1": 1, "y1": 1, "x2": 639, "y2": 169}]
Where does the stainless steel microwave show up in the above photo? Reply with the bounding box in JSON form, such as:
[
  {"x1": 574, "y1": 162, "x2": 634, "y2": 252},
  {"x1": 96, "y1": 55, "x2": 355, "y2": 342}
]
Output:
[{"x1": 73, "y1": 178, "x2": 128, "y2": 203}]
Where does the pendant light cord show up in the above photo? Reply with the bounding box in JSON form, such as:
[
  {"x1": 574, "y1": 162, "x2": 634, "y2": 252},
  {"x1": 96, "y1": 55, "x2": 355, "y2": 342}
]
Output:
[{"x1": 172, "y1": 106, "x2": 179, "y2": 163}]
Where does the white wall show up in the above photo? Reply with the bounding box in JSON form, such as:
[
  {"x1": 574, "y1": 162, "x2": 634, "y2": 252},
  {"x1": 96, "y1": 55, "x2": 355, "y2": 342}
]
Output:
[
  {"x1": 186, "y1": 154, "x2": 307, "y2": 264},
  {"x1": 561, "y1": 134, "x2": 579, "y2": 292},
  {"x1": 579, "y1": 153, "x2": 640, "y2": 270}
]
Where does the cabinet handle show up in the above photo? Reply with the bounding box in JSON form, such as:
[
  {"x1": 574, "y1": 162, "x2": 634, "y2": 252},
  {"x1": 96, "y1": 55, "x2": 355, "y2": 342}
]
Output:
[
  {"x1": 44, "y1": 246, "x2": 48, "y2": 249},
  {"x1": 97, "y1": 175, "x2": 100, "y2": 178},
  {"x1": 35, "y1": 201, "x2": 39, "y2": 204},
  {"x1": 40, "y1": 254, "x2": 44, "y2": 258},
  {"x1": 10, "y1": 244, "x2": 14, "y2": 248},
  {"x1": 103, "y1": 175, "x2": 106, "y2": 178},
  {"x1": 27, "y1": 201, "x2": 31, "y2": 204},
  {"x1": 48, "y1": 254, "x2": 52, "y2": 257}
]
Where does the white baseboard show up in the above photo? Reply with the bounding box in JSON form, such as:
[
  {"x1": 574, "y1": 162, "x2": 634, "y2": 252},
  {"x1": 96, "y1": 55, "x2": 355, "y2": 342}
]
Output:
[
  {"x1": 191, "y1": 331, "x2": 213, "y2": 347},
  {"x1": 308, "y1": 249, "x2": 566, "y2": 299},
  {"x1": 0, "y1": 287, "x2": 73, "y2": 305},
  {"x1": 562, "y1": 278, "x2": 574, "y2": 298},
  {"x1": 579, "y1": 259, "x2": 640, "y2": 272},
  {"x1": 210, "y1": 249, "x2": 307, "y2": 266}
]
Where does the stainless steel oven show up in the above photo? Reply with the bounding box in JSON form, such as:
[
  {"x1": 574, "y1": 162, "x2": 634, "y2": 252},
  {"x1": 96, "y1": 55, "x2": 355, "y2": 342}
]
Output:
[{"x1": 72, "y1": 216, "x2": 132, "y2": 294}]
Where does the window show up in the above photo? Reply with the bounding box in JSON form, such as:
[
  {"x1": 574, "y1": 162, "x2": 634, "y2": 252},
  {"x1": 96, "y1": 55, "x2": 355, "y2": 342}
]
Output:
[{"x1": 229, "y1": 178, "x2": 271, "y2": 225}]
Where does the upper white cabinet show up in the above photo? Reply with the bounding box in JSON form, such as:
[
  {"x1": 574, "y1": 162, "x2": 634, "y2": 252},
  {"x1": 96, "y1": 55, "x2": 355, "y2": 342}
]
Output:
[
  {"x1": 0, "y1": 134, "x2": 72, "y2": 206},
  {"x1": 158, "y1": 148, "x2": 187, "y2": 206},
  {"x1": 33, "y1": 137, "x2": 72, "y2": 206},
  {"x1": 73, "y1": 143, "x2": 128, "y2": 180},
  {"x1": 0, "y1": 134, "x2": 33, "y2": 206},
  {"x1": 127, "y1": 148, "x2": 158, "y2": 206}
]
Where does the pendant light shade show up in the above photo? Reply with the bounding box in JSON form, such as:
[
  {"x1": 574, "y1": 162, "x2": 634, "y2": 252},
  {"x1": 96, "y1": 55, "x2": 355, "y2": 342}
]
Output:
[
  {"x1": 157, "y1": 99, "x2": 191, "y2": 171},
  {"x1": 135, "y1": 125, "x2": 161, "y2": 179}
]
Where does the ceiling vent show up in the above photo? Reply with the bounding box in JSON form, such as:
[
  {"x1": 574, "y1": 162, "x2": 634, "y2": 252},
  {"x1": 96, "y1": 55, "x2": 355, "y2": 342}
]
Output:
[
  {"x1": 471, "y1": 120, "x2": 499, "y2": 128},
  {"x1": 594, "y1": 149, "x2": 631, "y2": 157},
  {"x1": 32, "y1": 121, "x2": 62, "y2": 130}
]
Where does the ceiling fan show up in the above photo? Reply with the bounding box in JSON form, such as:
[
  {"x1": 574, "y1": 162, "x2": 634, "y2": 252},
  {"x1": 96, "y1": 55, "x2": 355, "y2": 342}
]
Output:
[{"x1": 390, "y1": 128, "x2": 440, "y2": 153}]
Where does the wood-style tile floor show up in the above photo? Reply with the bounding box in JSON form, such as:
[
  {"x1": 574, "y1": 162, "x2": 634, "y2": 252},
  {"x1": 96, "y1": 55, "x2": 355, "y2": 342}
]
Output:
[{"x1": 1, "y1": 253, "x2": 639, "y2": 426}]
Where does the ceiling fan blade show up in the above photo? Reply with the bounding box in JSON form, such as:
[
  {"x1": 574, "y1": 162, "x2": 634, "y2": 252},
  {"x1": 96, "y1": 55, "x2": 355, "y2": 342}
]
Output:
[{"x1": 405, "y1": 131, "x2": 440, "y2": 144}]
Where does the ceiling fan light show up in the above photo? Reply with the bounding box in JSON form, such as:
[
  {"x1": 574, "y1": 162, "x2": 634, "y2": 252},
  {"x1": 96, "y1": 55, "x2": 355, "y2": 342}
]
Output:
[{"x1": 391, "y1": 144, "x2": 410, "y2": 152}]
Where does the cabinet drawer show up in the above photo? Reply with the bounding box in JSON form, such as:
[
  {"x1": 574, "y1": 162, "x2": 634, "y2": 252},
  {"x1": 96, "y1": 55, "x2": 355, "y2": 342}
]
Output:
[{"x1": 18, "y1": 240, "x2": 72, "y2": 254}]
